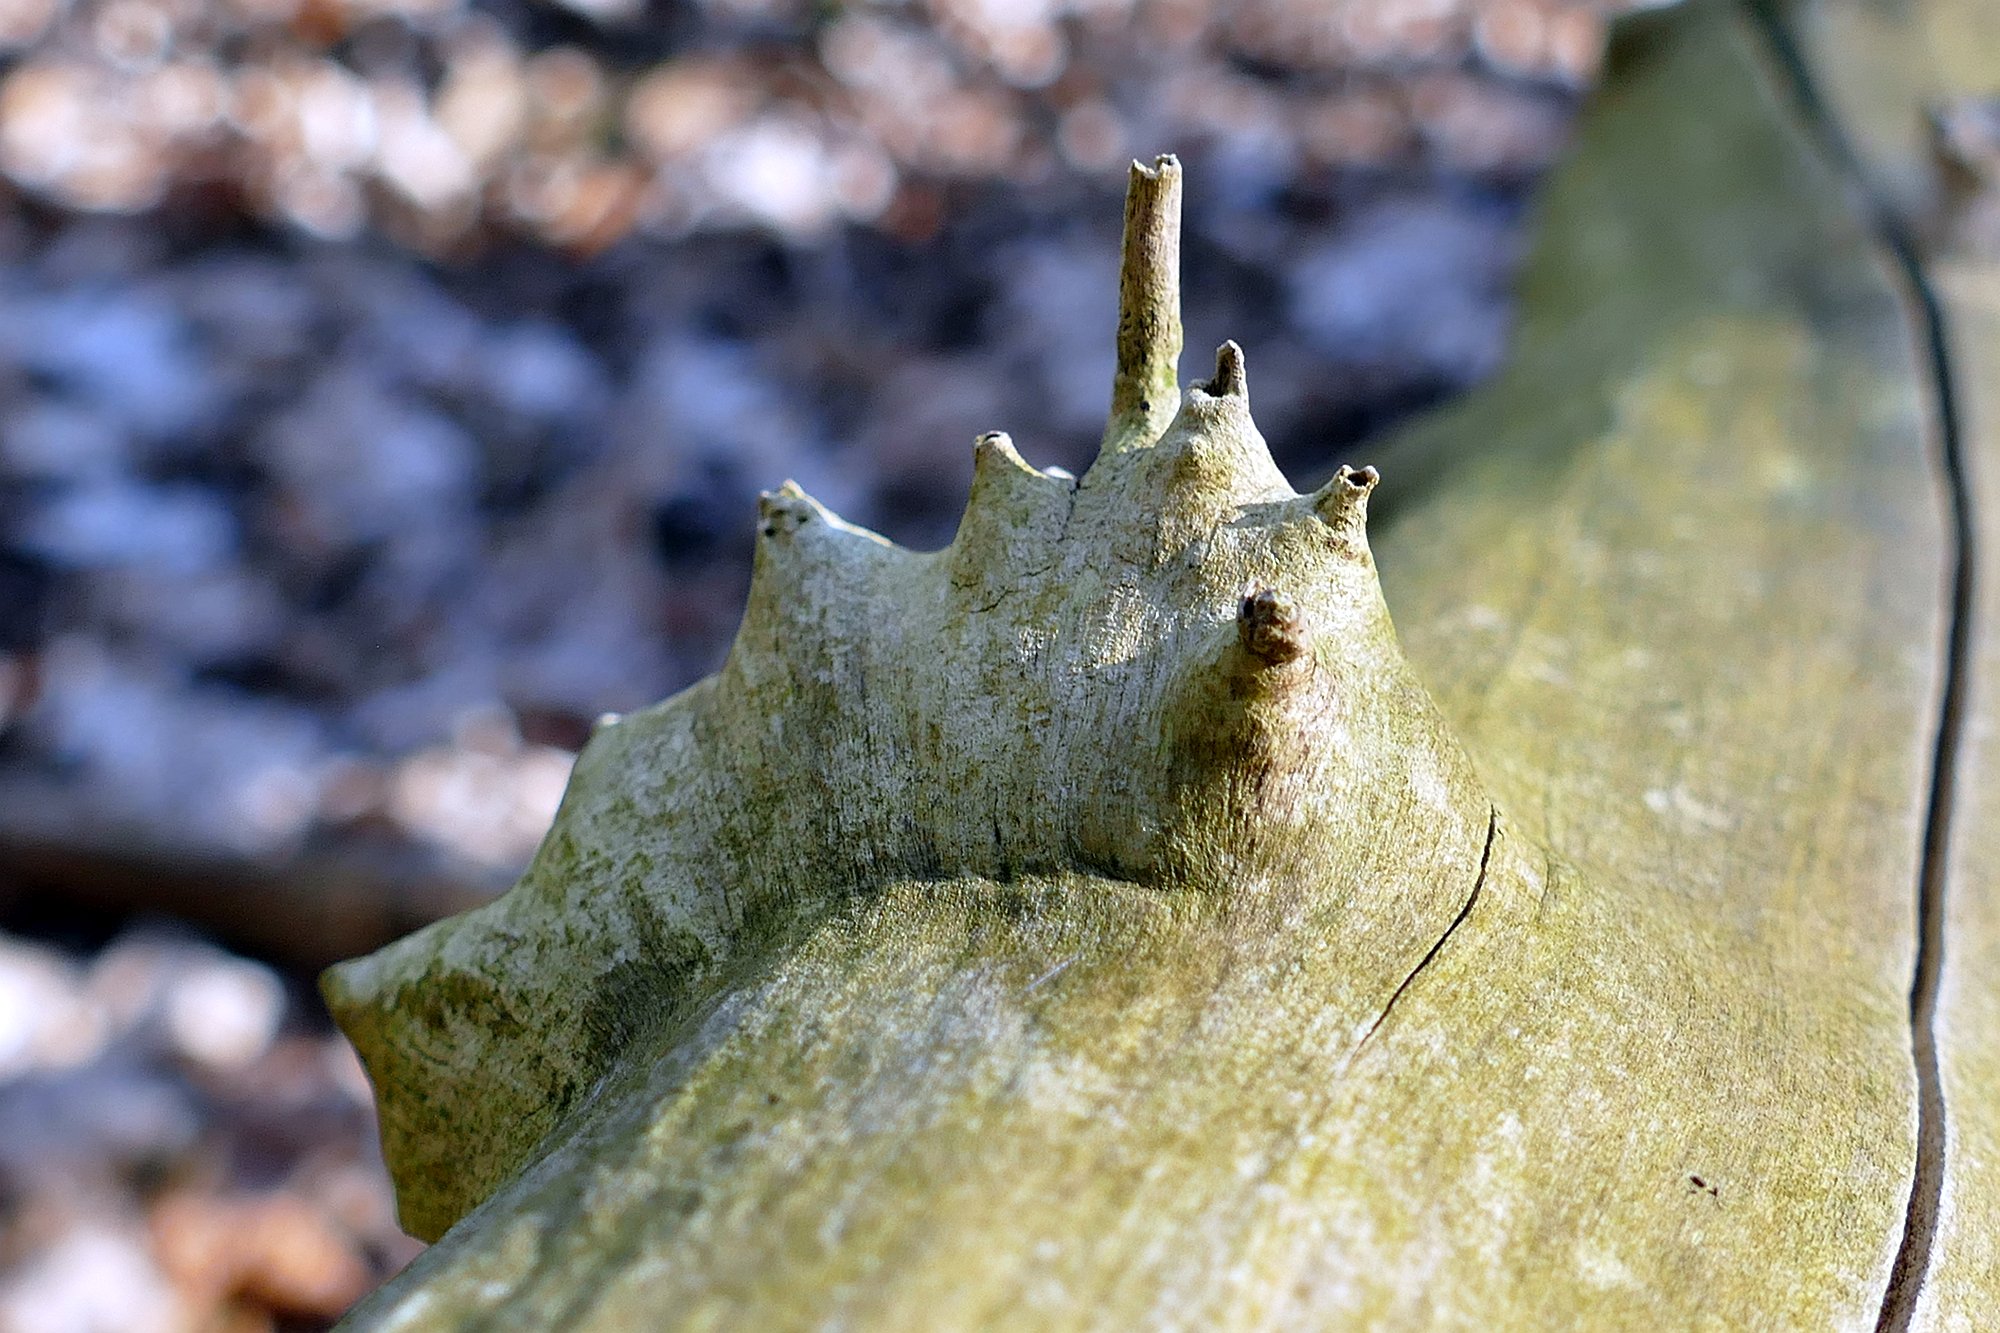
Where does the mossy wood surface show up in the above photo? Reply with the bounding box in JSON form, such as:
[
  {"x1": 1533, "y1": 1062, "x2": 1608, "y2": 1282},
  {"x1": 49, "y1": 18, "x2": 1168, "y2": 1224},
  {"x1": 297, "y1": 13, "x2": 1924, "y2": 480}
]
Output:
[
  {"x1": 325, "y1": 0, "x2": 1990, "y2": 1326},
  {"x1": 1784, "y1": 0, "x2": 2000, "y2": 1324},
  {"x1": 1926, "y1": 255, "x2": 1998, "y2": 1333}
]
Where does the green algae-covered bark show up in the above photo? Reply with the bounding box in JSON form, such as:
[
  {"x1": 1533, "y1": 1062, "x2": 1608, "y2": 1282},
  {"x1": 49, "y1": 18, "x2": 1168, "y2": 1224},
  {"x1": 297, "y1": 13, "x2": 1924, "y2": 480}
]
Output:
[
  {"x1": 325, "y1": 1, "x2": 1975, "y2": 1325},
  {"x1": 1777, "y1": 0, "x2": 2000, "y2": 1324}
]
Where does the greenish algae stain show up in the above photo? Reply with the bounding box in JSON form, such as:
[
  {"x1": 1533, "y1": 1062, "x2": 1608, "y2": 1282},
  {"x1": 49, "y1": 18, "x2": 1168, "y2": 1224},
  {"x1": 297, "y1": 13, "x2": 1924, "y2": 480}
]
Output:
[{"x1": 328, "y1": 2, "x2": 1952, "y2": 1326}]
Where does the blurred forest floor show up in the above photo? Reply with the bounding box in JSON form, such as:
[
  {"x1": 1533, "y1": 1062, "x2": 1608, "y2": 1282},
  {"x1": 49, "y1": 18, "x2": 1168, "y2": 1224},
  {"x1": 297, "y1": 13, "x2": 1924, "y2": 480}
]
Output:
[{"x1": 0, "y1": 0, "x2": 1649, "y2": 1326}]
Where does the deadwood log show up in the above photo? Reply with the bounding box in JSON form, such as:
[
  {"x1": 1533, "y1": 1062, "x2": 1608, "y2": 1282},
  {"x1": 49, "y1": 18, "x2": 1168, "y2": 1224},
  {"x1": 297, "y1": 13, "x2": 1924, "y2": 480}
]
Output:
[{"x1": 324, "y1": 1, "x2": 1999, "y2": 1325}]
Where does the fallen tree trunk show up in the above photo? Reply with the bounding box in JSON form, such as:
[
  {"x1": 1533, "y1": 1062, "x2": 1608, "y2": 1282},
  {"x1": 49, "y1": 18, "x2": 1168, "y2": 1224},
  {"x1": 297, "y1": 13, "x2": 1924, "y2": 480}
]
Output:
[{"x1": 324, "y1": 0, "x2": 1998, "y2": 1325}]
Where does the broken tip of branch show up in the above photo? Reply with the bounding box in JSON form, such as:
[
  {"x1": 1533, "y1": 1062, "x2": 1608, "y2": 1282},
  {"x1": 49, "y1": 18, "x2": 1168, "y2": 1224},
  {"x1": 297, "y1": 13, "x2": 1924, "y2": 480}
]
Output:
[
  {"x1": 1238, "y1": 586, "x2": 1309, "y2": 666},
  {"x1": 1314, "y1": 464, "x2": 1380, "y2": 533},
  {"x1": 1103, "y1": 152, "x2": 1185, "y2": 453},
  {"x1": 972, "y1": 429, "x2": 1030, "y2": 473},
  {"x1": 757, "y1": 482, "x2": 814, "y2": 539},
  {"x1": 1200, "y1": 340, "x2": 1248, "y2": 400}
]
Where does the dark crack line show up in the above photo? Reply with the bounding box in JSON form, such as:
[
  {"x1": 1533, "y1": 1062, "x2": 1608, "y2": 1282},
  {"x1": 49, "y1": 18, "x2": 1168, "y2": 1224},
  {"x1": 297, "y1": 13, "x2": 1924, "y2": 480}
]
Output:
[
  {"x1": 1744, "y1": 5, "x2": 1975, "y2": 1327},
  {"x1": 1352, "y1": 804, "x2": 1497, "y2": 1059}
]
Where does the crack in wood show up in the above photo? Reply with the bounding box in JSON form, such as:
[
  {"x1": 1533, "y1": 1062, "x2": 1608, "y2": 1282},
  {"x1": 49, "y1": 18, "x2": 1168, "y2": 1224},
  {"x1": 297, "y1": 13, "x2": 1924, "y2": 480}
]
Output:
[
  {"x1": 1744, "y1": 4, "x2": 1976, "y2": 1326},
  {"x1": 1350, "y1": 803, "x2": 1498, "y2": 1061}
]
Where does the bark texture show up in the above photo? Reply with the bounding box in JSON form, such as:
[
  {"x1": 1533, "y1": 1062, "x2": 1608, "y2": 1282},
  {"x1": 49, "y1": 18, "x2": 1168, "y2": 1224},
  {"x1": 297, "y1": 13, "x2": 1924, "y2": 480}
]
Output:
[{"x1": 325, "y1": 0, "x2": 1994, "y2": 1325}]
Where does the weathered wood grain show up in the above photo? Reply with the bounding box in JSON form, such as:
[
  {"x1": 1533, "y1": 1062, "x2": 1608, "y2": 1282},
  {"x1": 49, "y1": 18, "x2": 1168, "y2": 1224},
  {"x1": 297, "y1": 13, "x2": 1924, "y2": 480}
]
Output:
[
  {"x1": 1921, "y1": 258, "x2": 1998, "y2": 1333},
  {"x1": 1371, "y1": 1, "x2": 1942, "y2": 1322},
  {"x1": 1741, "y1": 1, "x2": 2000, "y2": 1323},
  {"x1": 326, "y1": 2, "x2": 1968, "y2": 1327}
]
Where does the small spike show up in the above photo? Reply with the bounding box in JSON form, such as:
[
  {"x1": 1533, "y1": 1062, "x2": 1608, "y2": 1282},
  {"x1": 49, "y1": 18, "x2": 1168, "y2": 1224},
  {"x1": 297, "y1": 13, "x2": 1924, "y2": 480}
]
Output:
[
  {"x1": 951, "y1": 430, "x2": 1072, "y2": 590},
  {"x1": 758, "y1": 482, "x2": 815, "y2": 539},
  {"x1": 1149, "y1": 341, "x2": 1291, "y2": 513},
  {"x1": 968, "y1": 430, "x2": 1072, "y2": 498},
  {"x1": 1238, "y1": 587, "x2": 1309, "y2": 666},
  {"x1": 1102, "y1": 154, "x2": 1184, "y2": 455},
  {"x1": 1201, "y1": 341, "x2": 1248, "y2": 399},
  {"x1": 973, "y1": 430, "x2": 1035, "y2": 478},
  {"x1": 741, "y1": 479, "x2": 905, "y2": 670},
  {"x1": 754, "y1": 481, "x2": 898, "y2": 554},
  {"x1": 1314, "y1": 464, "x2": 1380, "y2": 533}
]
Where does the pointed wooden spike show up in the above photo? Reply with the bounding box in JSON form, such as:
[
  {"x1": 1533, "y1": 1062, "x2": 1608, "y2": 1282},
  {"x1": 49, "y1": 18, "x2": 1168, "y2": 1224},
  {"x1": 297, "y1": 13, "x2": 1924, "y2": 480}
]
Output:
[
  {"x1": 1102, "y1": 154, "x2": 1184, "y2": 456},
  {"x1": 1314, "y1": 463, "x2": 1380, "y2": 534},
  {"x1": 972, "y1": 430, "x2": 1033, "y2": 475},
  {"x1": 756, "y1": 482, "x2": 815, "y2": 539},
  {"x1": 1201, "y1": 340, "x2": 1248, "y2": 399}
]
